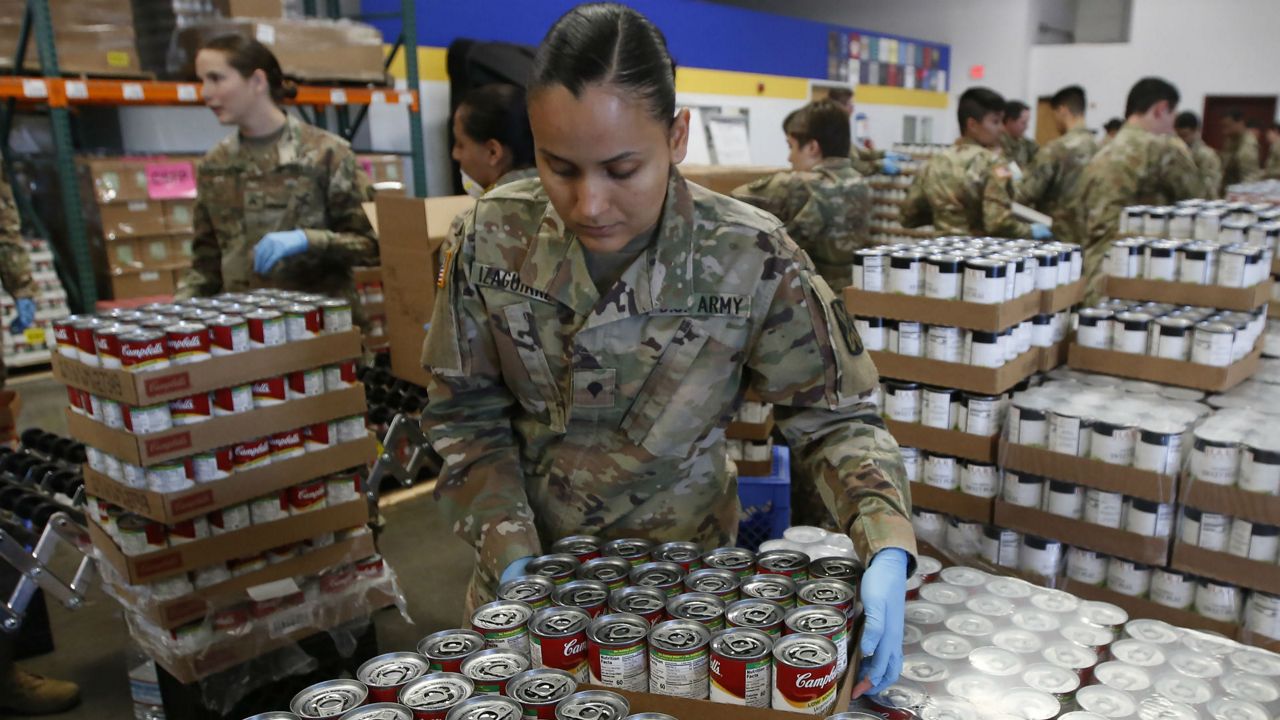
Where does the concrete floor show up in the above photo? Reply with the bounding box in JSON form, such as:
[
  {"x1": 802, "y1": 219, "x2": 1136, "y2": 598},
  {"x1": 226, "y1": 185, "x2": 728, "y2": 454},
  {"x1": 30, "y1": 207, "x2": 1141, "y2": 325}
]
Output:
[{"x1": 4, "y1": 370, "x2": 472, "y2": 719}]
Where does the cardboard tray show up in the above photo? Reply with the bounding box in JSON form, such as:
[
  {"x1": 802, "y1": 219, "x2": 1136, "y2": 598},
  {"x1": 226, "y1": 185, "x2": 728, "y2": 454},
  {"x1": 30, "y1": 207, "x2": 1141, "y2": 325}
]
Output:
[
  {"x1": 52, "y1": 331, "x2": 363, "y2": 405},
  {"x1": 588, "y1": 666, "x2": 859, "y2": 720},
  {"x1": 884, "y1": 419, "x2": 998, "y2": 463},
  {"x1": 83, "y1": 435, "x2": 376, "y2": 523},
  {"x1": 1270, "y1": 304, "x2": 1280, "y2": 319},
  {"x1": 1040, "y1": 278, "x2": 1085, "y2": 314},
  {"x1": 1179, "y1": 474, "x2": 1280, "y2": 527},
  {"x1": 1000, "y1": 441, "x2": 1177, "y2": 504},
  {"x1": 1170, "y1": 541, "x2": 1280, "y2": 596},
  {"x1": 843, "y1": 288, "x2": 1041, "y2": 332},
  {"x1": 1104, "y1": 276, "x2": 1272, "y2": 312},
  {"x1": 910, "y1": 482, "x2": 994, "y2": 524},
  {"x1": 994, "y1": 501, "x2": 1171, "y2": 566},
  {"x1": 1062, "y1": 579, "x2": 1242, "y2": 638},
  {"x1": 66, "y1": 385, "x2": 366, "y2": 466},
  {"x1": 1066, "y1": 343, "x2": 1261, "y2": 392},
  {"x1": 155, "y1": 584, "x2": 397, "y2": 684},
  {"x1": 113, "y1": 532, "x2": 376, "y2": 630},
  {"x1": 1037, "y1": 341, "x2": 1069, "y2": 372},
  {"x1": 89, "y1": 498, "x2": 370, "y2": 584},
  {"x1": 727, "y1": 415, "x2": 775, "y2": 442},
  {"x1": 873, "y1": 347, "x2": 1040, "y2": 395}
]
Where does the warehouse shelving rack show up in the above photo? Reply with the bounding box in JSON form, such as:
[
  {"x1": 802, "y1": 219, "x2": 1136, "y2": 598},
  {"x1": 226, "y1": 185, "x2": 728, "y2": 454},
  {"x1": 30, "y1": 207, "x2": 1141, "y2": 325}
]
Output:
[{"x1": 0, "y1": 0, "x2": 427, "y2": 313}]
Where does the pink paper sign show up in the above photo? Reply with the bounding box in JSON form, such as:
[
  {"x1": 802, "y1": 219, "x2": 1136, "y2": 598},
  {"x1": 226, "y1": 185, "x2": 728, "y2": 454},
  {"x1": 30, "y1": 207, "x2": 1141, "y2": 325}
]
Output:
[
  {"x1": 359, "y1": 158, "x2": 375, "y2": 179},
  {"x1": 146, "y1": 161, "x2": 197, "y2": 200}
]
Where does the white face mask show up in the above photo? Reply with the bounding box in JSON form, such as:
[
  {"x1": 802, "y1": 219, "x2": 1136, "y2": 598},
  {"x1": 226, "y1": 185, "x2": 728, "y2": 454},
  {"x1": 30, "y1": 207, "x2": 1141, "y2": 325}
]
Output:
[{"x1": 460, "y1": 169, "x2": 485, "y2": 198}]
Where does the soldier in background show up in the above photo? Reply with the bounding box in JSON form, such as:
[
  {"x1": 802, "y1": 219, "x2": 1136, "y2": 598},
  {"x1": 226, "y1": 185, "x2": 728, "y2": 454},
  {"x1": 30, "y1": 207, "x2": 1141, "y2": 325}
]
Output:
[
  {"x1": 901, "y1": 86, "x2": 1049, "y2": 239},
  {"x1": 1219, "y1": 110, "x2": 1263, "y2": 194},
  {"x1": 1265, "y1": 122, "x2": 1280, "y2": 179},
  {"x1": 176, "y1": 35, "x2": 378, "y2": 310},
  {"x1": 731, "y1": 99, "x2": 870, "y2": 291},
  {"x1": 823, "y1": 87, "x2": 908, "y2": 177},
  {"x1": 1103, "y1": 118, "x2": 1124, "y2": 143},
  {"x1": 999, "y1": 99, "x2": 1038, "y2": 169},
  {"x1": 422, "y1": 3, "x2": 915, "y2": 698},
  {"x1": 451, "y1": 83, "x2": 538, "y2": 195},
  {"x1": 1016, "y1": 85, "x2": 1098, "y2": 247},
  {"x1": 1079, "y1": 77, "x2": 1202, "y2": 299},
  {"x1": 0, "y1": 167, "x2": 76, "y2": 716},
  {"x1": 1174, "y1": 111, "x2": 1223, "y2": 199}
]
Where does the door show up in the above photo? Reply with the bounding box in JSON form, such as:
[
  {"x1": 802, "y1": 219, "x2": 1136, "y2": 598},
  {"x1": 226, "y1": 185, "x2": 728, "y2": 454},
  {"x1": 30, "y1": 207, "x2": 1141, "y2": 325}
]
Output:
[
  {"x1": 1035, "y1": 98, "x2": 1062, "y2": 146},
  {"x1": 1203, "y1": 95, "x2": 1277, "y2": 161}
]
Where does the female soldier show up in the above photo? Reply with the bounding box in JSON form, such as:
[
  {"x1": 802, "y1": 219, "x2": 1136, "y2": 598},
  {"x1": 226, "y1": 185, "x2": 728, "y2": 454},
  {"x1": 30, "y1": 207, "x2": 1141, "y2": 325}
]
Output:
[
  {"x1": 452, "y1": 83, "x2": 538, "y2": 194},
  {"x1": 422, "y1": 3, "x2": 913, "y2": 697},
  {"x1": 176, "y1": 35, "x2": 377, "y2": 304}
]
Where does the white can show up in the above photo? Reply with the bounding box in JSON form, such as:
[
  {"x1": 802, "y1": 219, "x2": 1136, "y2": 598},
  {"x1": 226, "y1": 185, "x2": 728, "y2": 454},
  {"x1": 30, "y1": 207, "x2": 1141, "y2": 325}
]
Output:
[
  {"x1": 1143, "y1": 208, "x2": 1170, "y2": 237},
  {"x1": 884, "y1": 381, "x2": 922, "y2": 423},
  {"x1": 967, "y1": 331, "x2": 1003, "y2": 368},
  {"x1": 1084, "y1": 489, "x2": 1125, "y2": 529},
  {"x1": 945, "y1": 517, "x2": 984, "y2": 557},
  {"x1": 888, "y1": 251, "x2": 924, "y2": 296},
  {"x1": 1002, "y1": 472, "x2": 1044, "y2": 508},
  {"x1": 1019, "y1": 535, "x2": 1064, "y2": 578},
  {"x1": 891, "y1": 320, "x2": 924, "y2": 357},
  {"x1": 912, "y1": 508, "x2": 947, "y2": 548},
  {"x1": 924, "y1": 453, "x2": 959, "y2": 491},
  {"x1": 855, "y1": 316, "x2": 887, "y2": 351},
  {"x1": 1009, "y1": 403, "x2": 1048, "y2": 447},
  {"x1": 1134, "y1": 423, "x2": 1184, "y2": 475},
  {"x1": 853, "y1": 248, "x2": 889, "y2": 292},
  {"x1": 249, "y1": 492, "x2": 288, "y2": 525},
  {"x1": 1034, "y1": 249, "x2": 1062, "y2": 289},
  {"x1": 1154, "y1": 317, "x2": 1194, "y2": 361},
  {"x1": 146, "y1": 462, "x2": 192, "y2": 493},
  {"x1": 1076, "y1": 308, "x2": 1113, "y2": 350},
  {"x1": 1217, "y1": 246, "x2": 1250, "y2": 288},
  {"x1": 1192, "y1": 322, "x2": 1235, "y2": 367},
  {"x1": 1043, "y1": 480, "x2": 1084, "y2": 520},
  {"x1": 1195, "y1": 579, "x2": 1242, "y2": 623},
  {"x1": 1149, "y1": 569, "x2": 1197, "y2": 610},
  {"x1": 980, "y1": 526, "x2": 1020, "y2": 568},
  {"x1": 1228, "y1": 519, "x2": 1280, "y2": 563},
  {"x1": 1107, "y1": 558, "x2": 1152, "y2": 598},
  {"x1": 1180, "y1": 507, "x2": 1231, "y2": 552},
  {"x1": 960, "y1": 461, "x2": 999, "y2": 498},
  {"x1": 1178, "y1": 244, "x2": 1217, "y2": 285},
  {"x1": 1168, "y1": 208, "x2": 1196, "y2": 240},
  {"x1": 926, "y1": 326, "x2": 964, "y2": 363},
  {"x1": 337, "y1": 415, "x2": 367, "y2": 443},
  {"x1": 924, "y1": 254, "x2": 963, "y2": 300},
  {"x1": 1066, "y1": 547, "x2": 1108, "y2": 586},
  {"x1": 901, "y1": 446, "x2": 921, "y2": 483},
  {"x1": 1240, "y1": 442, "x2": 1280, "y2": 495},
  {"x1": 921, "y1": 387, "x2": 959, "y2": 430},
  {"x1": 958, "y1": 393, "x2": 1001, "y2": 436},
  {"x1": 1194, "y1": 209, "x2": 1223, "y2": 242},
  {"x1": 1112, "y1": 312, "x2": 1153, "y2": 355},
  {"x1": 962, "y1": 258, "x2": 1007, "y2": 304},
  {"x1": 1244, "y1": 591, "x2": 1280, "y2": 641},
  {"x1": 1104, "y1": 241, "x2": 1142, "y2": 279},
  {"x1": 1190, "y1": 431, "x2": 1242, "y2": 487},
  {"x1": 1048, "y1": 408, "x2": 1092, "y2": 457},
  {"x1": 210, "y1": 503, "x2": 251, "y2": 535},
  {"x1": 1090, "y1": 417, "x2": 1137, "y2": 466},
  {"x1": 1124, "y1": 498, "x2": 1173, "y2": 538},
  {"x1": 1143, "y1": 242, "x2": 1178, "y2": 281}
]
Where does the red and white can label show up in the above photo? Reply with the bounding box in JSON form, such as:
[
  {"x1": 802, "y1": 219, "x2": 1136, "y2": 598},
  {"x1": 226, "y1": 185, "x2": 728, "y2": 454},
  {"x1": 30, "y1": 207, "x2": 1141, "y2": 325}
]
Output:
[
  {"x1": 72, "y1": 323, "x2": 99, "y2": 365},
  {"x1": 327, "y1": 472, "x2": 361, "y2": 504},
  {"x1": 325, "y1": 360, "x2": 359, "y2": 391},
  {"x1": 167, "y1": 516, "x2": 210, "y2": 545},
  {"x1": 337, "y1": 415, "x2": 367, "y2": 443},
  {"x1": 209, "y1": 317, "x2": 249, "y2": 355},
  {"x1": 247, "y1": 313, "x2": 286, "y2": 348},
  {"x1": 356, "y1": 554, "x2": 384, "y2": 578},
  {"x1": 249, "y1": 492, "x2": 288, "y2": 525},
  {"x1": 52, "y1": 318, "x2": 77, "y2": 358},
  {"x1": 532, "y1": 633, "x2": 588, "y2": 684},
  {"x1": 772, "y1": 656, "x2": 838, "y2": 713},
  {"x1": 711, "y1": 653, "x2": 771, "y2": 707},
  {"x1": 166, "y1": 325, "x2": 211, "y2": 364},
  {"x1": 233, "y1": 437, "x2": 273, "y2": 470},
  {"x1": 588, "y1": 641, "x2": 648, "y2": 692},
  {"x1": 93, "y1": 328, "x2": 126, "y2": 369},
  {"x1": 213, "y1": 607, "x2": 249, "y2": 633},
  {"x1": 210, "y1": 503, "x2": 251, "y2": 535},
  {"x1": 99, "y1": 397, "x2": 124, "y2": 430},
  {"x1": 213, "y1": 384, "x2": 253, "y2": 416},
  {"x1": 287, "y1": 479, "x2": 327, "y2": 514},
  {"x1": 305, "y1": 421, "x2": 338, "y2": 450},
  {"x1": 188, "y1": 446, "x2": 234, "y2": 482},
  {"x1": 119, "y1": 332, "x2": 170, "y2": 371},
  {"x1": 252, "y1": 376, "x2": 287, "y2": 407},
  {"x1": 321, "y1": 565, "x2": 357, "y2": 594},
  {"x1": 122, "y1": 403, "x2": 172, "y2": 435},
  {"x1": 270, "y1": 429, "x2": 306, "y2": 460},
  {"x1": 169, "y1": 392, "x2": 213, "y2": 425},
  {"x1": 67, "y1": 386, "x2": 84, "y2": 414},
  {"x1": 288, "y1": 368, "x2": 325, "y2": 399},
  {"x1": 285, "y1": 305, "x2": 322, "y2": 341}
]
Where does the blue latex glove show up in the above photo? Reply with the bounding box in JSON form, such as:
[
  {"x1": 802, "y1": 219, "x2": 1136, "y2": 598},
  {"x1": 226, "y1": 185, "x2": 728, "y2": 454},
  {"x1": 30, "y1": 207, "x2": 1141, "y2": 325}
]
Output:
[
  {"x1": 253, "y1": 229, "x2": 308, "y2": 275},
  {"x1": 1031, "y1": 223, "x2": 1053, "y2": 240},
  {"x1": 879, "y1": 157, "x2": 901, "y2": 176},
  {"x1": 9, "y1": 298, "x2": 34, "y2": 336},
  {"x1": 857, "y1": 548, "x2": 909, "y2": 697},
  {"x1": 884, "y1": 151, "x2": 912, "y2": 162},
  {"x1": 500, "y1": 556, "x2": 534, "y2": 584}
]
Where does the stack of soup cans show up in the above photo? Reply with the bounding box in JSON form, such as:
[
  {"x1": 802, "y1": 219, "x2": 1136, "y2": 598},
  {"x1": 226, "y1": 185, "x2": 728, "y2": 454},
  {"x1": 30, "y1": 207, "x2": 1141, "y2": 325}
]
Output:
[{"x1": 1074, "y1": 299, "x2": 1265, "y2": 367}]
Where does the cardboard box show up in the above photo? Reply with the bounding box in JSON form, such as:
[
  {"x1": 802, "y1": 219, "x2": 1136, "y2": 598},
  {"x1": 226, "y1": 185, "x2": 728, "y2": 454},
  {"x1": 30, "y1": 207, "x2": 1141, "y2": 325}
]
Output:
[
  {"x1": 213, "y1": 0, "x2": 285, "y2": 18},
  {"x1": 885, "y1": 419, "x2": 998, "y2": 463},
  {"x1": 994, "y1": 501, "x2": 1170, "y2": 566},
  {"x1": 0, "y1": 0, "x2": 133, "y2": 26},
  {"x1": 170, "y1": 235, "x2": 194, "y2": 263},
  {"x1": 1067, "y1": 343, "x2": 1261, "y2": 392},
  {"x1": 1000, "y1": 441, "x2": 1176, "y2": 504},
  {"x1": 0, "y1": 23, "x2": 142, "y2": 77},
  {"x1": 163, "y1": 200, "x2": 195, "y2": 234},
  {"x1": 726, "y1": 416, "x2": 774, "y2": 442},
  {"x1": 591, "y1": 665, "x2": 859, "y2": 720},
  {"x1": 1105, "y1": 276, "x2": 1272, "y2": 312},
  {"x1": 111, "y1": 269, "x2": 175, "y2": 300},
  {"x1": 872, "y1": 347, "x2": 1039, "y2": 395},
  {"x1": 112, "y1": 532, "x2": 375, "y2": 629},
  {"x1": 375, "y1": 194, "x2": 476, "y2": 388},
  {"x1": 910, "y1": 482, "x2": 993, "y2": 524},
  {"x1": 53, "y1": 330, "x2": 362, "y2": 405},
  {"x1": 1178, "y1": 474, "x2": 1280, "y2": 526},
  {"x1": 1064, "y1": 579, "x2": 1241, "y2": 638},
  {"x1": 844, "y1": 288, "x2": 1040, "y2": 332},
  {"x1": 678, "y1": 165, "x2": 785, "y2": 195},
  {"x1": 84, "y1": 435, "x2": 375, "y2": 523},
  {"x1": 99, "y1": 201, "x2": 168, "y2": 239},
  {"x1": 137, "y1": 236, "x2": 175, "y2": 270},
  {"x1": 1037, "y1": 341, "x2": 1069, "y2": 372},
  {"x1": 358, "y1": 154, "x2": 406, "y2": 195},
  {"x1": 1271, "y1": 304, "x2": 1280, "y2": 320},
  {"x1": 88, "y1": 497, "x2": 369, "y2": 584},
  {"x1": 106, "y1": 238, "x2": 142, "y2": 272},
  {"x1": 1040, "y1": 277, "x2": 1085, "y2": 314},
  {"x1": 172, "y1": 19, "x2": 386, "y2": 83},
  {"x1": 1171, "y1": 541, "x2": 1280, "y2": 595},
  {"x1": 81, "y1": 158, "x2": 150, "y2": 204},
  {"x1": 66, "y1": 385, "x2": 366, "y2": 466}
]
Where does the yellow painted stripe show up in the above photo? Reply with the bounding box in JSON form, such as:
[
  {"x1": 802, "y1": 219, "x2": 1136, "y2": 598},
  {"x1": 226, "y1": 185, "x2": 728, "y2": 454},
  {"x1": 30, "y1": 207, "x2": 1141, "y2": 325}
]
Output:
[
  {"x1": 386, "y1": 45, "x2": 448, "y2": 83},
  {"x1": 857, "y1": 85, "x2": 950, "y2": 108}
]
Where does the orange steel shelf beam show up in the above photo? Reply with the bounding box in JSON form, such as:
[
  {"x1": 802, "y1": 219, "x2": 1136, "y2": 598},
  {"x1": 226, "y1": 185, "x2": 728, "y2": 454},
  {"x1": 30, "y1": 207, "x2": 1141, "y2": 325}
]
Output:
[{"x1": 0, "y1": 77, "x2": 418, "y2": 111}]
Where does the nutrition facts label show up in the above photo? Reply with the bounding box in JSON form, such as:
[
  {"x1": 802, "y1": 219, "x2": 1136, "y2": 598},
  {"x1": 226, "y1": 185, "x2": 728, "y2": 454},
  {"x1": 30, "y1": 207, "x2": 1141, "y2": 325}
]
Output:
[
  {"x1": 591, "y1": 647, "x2": 648, "y2": 692},
  {"x1": 710, "y1": 658, "x2": 770, "y2": 707},
  {"x1": 650, "y1": 649, "x2": 709, "y2": 699}
]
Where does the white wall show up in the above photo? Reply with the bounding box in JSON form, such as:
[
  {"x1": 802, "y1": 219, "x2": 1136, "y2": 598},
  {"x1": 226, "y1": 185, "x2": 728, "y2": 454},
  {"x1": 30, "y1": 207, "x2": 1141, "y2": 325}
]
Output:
[{"x1": 1030, "y1": 0, "x2": 1280, "y2": 129}]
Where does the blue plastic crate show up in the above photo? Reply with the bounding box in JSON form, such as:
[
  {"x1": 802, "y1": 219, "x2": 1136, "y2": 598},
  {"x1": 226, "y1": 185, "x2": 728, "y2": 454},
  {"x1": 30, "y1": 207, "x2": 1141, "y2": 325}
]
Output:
[{"x1": 736, "y1": 445, "x2": 790, "y2": 552}]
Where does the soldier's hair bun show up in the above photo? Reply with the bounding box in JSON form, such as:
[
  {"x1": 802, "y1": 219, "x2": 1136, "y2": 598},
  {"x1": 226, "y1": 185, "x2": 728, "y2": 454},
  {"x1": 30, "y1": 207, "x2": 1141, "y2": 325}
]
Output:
[
  {"x1": 279, "y1": 80, "x2": 300, "y2": 102},
  {"x1": 201, "y1": 33, "x2": 295, "y2": 106}
]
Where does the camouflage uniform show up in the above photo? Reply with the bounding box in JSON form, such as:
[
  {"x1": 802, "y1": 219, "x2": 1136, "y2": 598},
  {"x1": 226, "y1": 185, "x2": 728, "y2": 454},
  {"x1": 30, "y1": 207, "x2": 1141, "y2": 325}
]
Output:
[
  {"x1": 1264, "y1": 145, "x2": 1280, "y2": 180},
  {"x1": 422, "y1": 171, "x2": 916, "y2": 613},
  {"x1": 1186, "y1": 137, "x2": 1224, "y2": 200},
  {"x1": 176, "y1": 115, "x2": 377, "y2": 305},
  {"x1": 1080, "y1": 124, "x2": 1202, "y2": 298},
  {"x1": 492, "y1": 167, "x2": 540, "y2": 190},
  {"x1": 730, "y1": 157, "x2": 871, "y2": 290},
  {"x1": 850, "y1": 146, "x2": 885, "y2": 177},
  {"x1": 1219, "y1": 131, "x2": 1263, "y2": 193},
  {"x1": 900, "y1": 137, "x2": 1032, "y2": 237},
  {"x1": 1000, "y1": 133, "x2": 1038, "y2": 169},
  {"x1": 1015, "y1": 127, "x2": 1098, "y2": 247},
  {"x1": 0, "y1": 169, "x2": 34, "y2": 385}
]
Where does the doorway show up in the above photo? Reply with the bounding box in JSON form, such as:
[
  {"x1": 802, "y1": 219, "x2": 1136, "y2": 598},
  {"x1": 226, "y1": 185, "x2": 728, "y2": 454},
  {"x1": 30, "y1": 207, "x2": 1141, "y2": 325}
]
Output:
[{"x1": 1202, "y1": 95, "x2": 1277, "y2": 162}]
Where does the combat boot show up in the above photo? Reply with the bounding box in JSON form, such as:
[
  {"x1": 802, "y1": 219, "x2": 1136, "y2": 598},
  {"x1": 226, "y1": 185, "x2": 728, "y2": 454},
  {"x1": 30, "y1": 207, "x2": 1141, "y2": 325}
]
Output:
[{"x1": 0, "y1": 667, "x2": 81, "y2": 715}]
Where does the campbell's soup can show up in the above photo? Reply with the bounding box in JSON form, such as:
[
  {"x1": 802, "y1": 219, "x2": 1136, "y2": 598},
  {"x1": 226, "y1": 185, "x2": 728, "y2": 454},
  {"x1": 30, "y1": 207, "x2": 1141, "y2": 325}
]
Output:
[
  {"x1": 252, "y1": 375, "x2": 287, "y2": 407},
  {"x1": 93, "y1": 323, "x2": 133, "y2": 369},
  {"x1": 122, "y1": 402, "x2": 172, "y2": 435},
  {"x1": 649, "y1": 619, "x2": 710, "y2": 699},
  {"x1": 356, "y1": 554, "x2": 385, "y2": 579},
  {"x1": 165, "y1": 321, "x2": 210, "y2": 364},
  {"x1": 552, "y1": 691, "x2": 628, "y2": 720},
  {"x1": 784, "y1": 605, "x2": 849, "y2": 674},
  {"x1": 71, "y1": 316, "x2": 103, "y2": 365},
  {"x1": 550, "y1": 535, "x2": 602, "y2": 563},
  {"x1": 327, "y1": 470, "x2": 362, "y2": 505},
  {"x1": 472, "y1": 600, "x2": 534, "y2": 658},
  {"x1": 66, "y1": 386, "x2": 85, "y2": 415},
  {"x1": 528, "y1": 606, "x2": 590, "y2": 682},
  {"x1": 213, "y1": 383, "x2": 253, "y2": 415},
  {"x1": 505, "y1": 668, "x2": 577, "y2": 720},
  {"x1": 652, "y1": 541, "x2": 703, "y2": 574},
  {"x1": 702, "y1": 548, "x2": 756, "y2": 578},
  {"x1": 797, "y1": 579, "x2": 855, "y2": 619},
  {"x1": 684, "y1": 569, "x2": 740, "y2": 603},
  {"x1": 770, "y1": 633, "x2": 838, "y2": 714},
  {"x1": 577, "y1": 557, "x2": 631, "y2": 592},
  {"x1": 290, "y1": 678, "x2": 369, "y2": 719},
  {"x1": 187, "y1": 446, "x2": 234, "y2": 482},
  {"x1": 499, "y1": 576, "x2": 556, "y2": 611},
  {"x1": 285, "y1": 303, "x2": 322, "y2": 341},
  {"x1": 357, "y1": 651, "x2": 431, "y2": 704},
  {"x1": 337, "y1": 415, "x2": 367, "y2": 442},
  {"x1": 725, "y1": 598, "x2": 785, "y2": 638},
  {"x1": 528, "y1": 554, "x2": 580, "y2": 586},
  {"x1": 461, "y1": 649, "x2": 530, "y2": 696},
  {"x1": 807, "y1": 557, "x2": 862, "y2": 586},
  {"x1": 601, "y1": 538, "x2": 652, "y2": 566},
  {"x1": 400, "y1": 672, "x2": 473, "y2": 720},
  {"x1": 234, "y1": 436, "x2": 273, "y2": 470},
  {"x1": 51, "y1": 316, "x2": 78, "y2": 358},
  {"x1": 740, "y1": 573, "x2": 798, "y2": 609},
  {"x1": 169, "y1": 392, "x2": 213, "y2": 425},
  {"x1": 287, "y1": 479, "x2": 328, "y2": 514},
  {"x1": 325, "y1": 360, "x2": 358, "y2": 392},
  {"x1": 710, "y1": 627, "x2": 772, "y2": 707},
  {"x1": 271, "y1": 429, "x2": 307, "y2": 460},
  {"x1": 586, "y1": 613, "x2": 649, "y2": 691},
  {"x1": 249, "y1": 490, "x2": 288, "y2": 524},
  {"x1": 288, "y1": 368, "x2": 326, "y2": 399},
  {"x1": 629, "y1": 562, "x2": 684, "y2": 598},
  {"x1": 319, "y1": 298, "x2": 353, "y2": 334},
  {"x1": 119, "y1": 329, "x2": 170, "y2": 371},
  {"x1": 554, "y1": 580, "x2": 609, "y2": 618},
  {"x1": 209, "y1": 503, "x2": 251, "y2": 535},
  {"x1": 607, "y1": 586, "x2": 666, "y2": 626},
  {"x1": 306, "y1": 420, "x2": 340, "y2": 450},
  {"x1": 208, "y1": 314, "x2": 249, "y2": 355},
  {"x1": 757, "y1": 550, "x2": 811, "y2": 583},
  {"x1": 419, "y1": 630, "x2": 486, "y2": 674},
  {"x1": 666, "y1": 592, "x2": 726, "y2": 632},
  {"x1": 246, "y1": 309, "x2": 286, "y2": 348}
]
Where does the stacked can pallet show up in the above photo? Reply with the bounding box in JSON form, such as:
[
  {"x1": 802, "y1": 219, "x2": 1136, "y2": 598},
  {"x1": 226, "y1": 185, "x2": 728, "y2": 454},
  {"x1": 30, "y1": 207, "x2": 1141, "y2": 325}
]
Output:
[
  {"x1": 2, "y1": 237, "x2": 71, "y2": 371},
  {"x1": 353, "y1": 266, "x2": 388, "y2": 352},
  {"x1": 865, "y1": 143, "x2": 944, "y2": 245},
  {"x1": 726, "y1": 394, "x2": 774, "y2": 478},
  {"x1": 49, "y1": 288, "x2": 395, "y2": 684}
]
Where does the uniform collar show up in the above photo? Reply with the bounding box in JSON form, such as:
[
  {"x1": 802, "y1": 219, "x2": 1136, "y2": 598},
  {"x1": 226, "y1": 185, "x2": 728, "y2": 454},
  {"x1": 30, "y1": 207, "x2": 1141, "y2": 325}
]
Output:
[
  {"x1": 815, "y1": 156, "x2": 854, "y2": 172},
  {"x1": 519, "y1": 169, "x2": 695, "y2": 321},
  {"x1": 956, "y1": 136, "x2": 986, "y2": 150},
  {"x1": 492, "y1": 166, "x2": 540, "y2": 189},
  {"x1": 226, "y1": 114, "x2": 305, "y2": 167}
]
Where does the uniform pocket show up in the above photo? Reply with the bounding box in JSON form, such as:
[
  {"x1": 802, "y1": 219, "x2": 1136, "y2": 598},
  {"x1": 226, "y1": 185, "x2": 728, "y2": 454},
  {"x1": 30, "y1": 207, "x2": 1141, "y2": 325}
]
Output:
[{"x1": 502, "y1": 302, "x2": 566, "y2": 432}]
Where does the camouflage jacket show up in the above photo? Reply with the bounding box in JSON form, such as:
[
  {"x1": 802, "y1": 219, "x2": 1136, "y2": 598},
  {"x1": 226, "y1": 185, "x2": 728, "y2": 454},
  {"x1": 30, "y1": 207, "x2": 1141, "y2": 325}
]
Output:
[
  {"x1": 850, "y1": 145, "x2": 885, "y2": 177},
  {"x1": 1016, "y1": 127, "x2": 1098, "y2": 247},
  {"x1": 730, "y1": 157, "x2": 871, "y2": 290},
  {"x1": 1080, "y1": 124, "x2": 1202, "y2": 296},
  {"x1": 1187, "y1": 138, "x2": 1224, "y2": 200},
  {"x1": 1000, "y1": 133, "x2": 1039, "y2": 169},
  {"x1": 1220, "y1": 132, "x2": 1263, "y2": 192},
  {"x1": 901, "y1": 137, "x2": 1032, "y2": 237},
  {"x1": 1267, "y1": 146, "x2": 1280, "y2": 180},
  {"x1": 0, "y1": 168, "x2": 33, "y2": 303},
  {"x1": 176, "y1": 115, "x2": 377, "y2": 302},
  {"x1": 422, "y1": 171, "x2": 915, "y2": 608}
]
